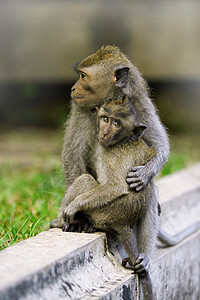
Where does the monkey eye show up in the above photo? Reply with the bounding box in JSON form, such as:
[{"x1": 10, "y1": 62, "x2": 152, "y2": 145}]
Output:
[
  {"x1": 112, "y1": 120, "x2": 120, "y2": 127},
  {"x1": 101, "y1": 116, "x2": 109, "y2": 123},
  {"x1": 80, "y1": 72, "x2": 86, "y2": 79}
]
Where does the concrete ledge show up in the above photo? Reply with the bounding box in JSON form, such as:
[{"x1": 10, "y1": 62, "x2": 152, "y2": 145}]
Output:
[
  {"x1": 158, "y1": 162, "x2": 200, "y2": 233},
  {"x1": 0, "y1": 163, "x2": 200, "y2": 299},
  {"x1": 152, "y1": 230, "x2": 200, "y2": 299},
  {"x1": 0, "y1": 230, "x2": 136, "y2": 300}
]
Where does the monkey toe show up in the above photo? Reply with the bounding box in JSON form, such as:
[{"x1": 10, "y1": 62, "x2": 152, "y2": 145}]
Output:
[
  {"x1": 62, "y1": 222, "x2": 79, "y2": 232},
  {"x1": 62, "y1": 224, "x2": 71, "y2": 232},
  {"x1": 122, "y1": 257, "x2": 132, "y2": 268},
  {"x1": 133, "y1": 253, "x2": 150, "y2": 276},
  {"x1": 126, "y1": 174, "x2": 136, "y2": 181},
  {"x1": 50, "y1": 218, "x2": 65, "y2": 229},
  {"x1": 84, "y1": 223, "x2": 97, "y2": 233}
]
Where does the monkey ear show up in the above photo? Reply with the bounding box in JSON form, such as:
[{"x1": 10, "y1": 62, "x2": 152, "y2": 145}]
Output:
[
  {"x1": 132, "y1": 124, "x2": 147, "y2": 140},
  {"x1": 114, "y1": 67, "x2": 130, "y2": 88}
]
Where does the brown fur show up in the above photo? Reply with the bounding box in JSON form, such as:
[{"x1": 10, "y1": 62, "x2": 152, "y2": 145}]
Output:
[
  {"x1": 62, "y1": 45, "x2": 169, "y2": 191},
  {"x1": 60, "y1": 99, "x2": 157, "y2": 300}
]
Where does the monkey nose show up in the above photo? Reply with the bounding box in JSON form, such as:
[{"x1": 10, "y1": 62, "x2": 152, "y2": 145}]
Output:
[{"x1": 103, "y1": 132, "x2": 108, "y2": 137}]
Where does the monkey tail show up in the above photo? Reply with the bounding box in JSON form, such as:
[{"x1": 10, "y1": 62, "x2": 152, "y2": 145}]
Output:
[
  {"x1": 134, "y1": 274, "x2": 140, "y2": 300},
  {"x1": 158, "y1": 221, "x2": 200, "y2": 246},
  {"x1": 140, "y1": 273, "x2": 153, "y2": 300}
]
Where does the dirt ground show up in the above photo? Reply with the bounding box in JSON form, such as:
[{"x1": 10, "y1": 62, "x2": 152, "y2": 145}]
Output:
[{"x1": 0, "y1": 129, "x2": 63, "y2": 170}]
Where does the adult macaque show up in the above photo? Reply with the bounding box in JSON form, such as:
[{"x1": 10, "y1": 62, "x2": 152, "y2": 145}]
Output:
[
  {"x1": 51, "y1": 45, "x2": 169, "y2": 230},
  {"x1": 50, "y1": 45, "x2": 200, "y2": 246},
  {"x1": 62, "y1": 45, "x2": 169, "y2": 193},
  {"x1": 61, "y1": 97, "x2": 157, "y2": 299}
]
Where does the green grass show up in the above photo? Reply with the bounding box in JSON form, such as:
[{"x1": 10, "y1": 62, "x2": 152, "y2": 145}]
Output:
[
  {"x1": 0, "y1": 165, "x2": 65, "y2": 250},
  {"x1": 161, "y1": 152, "x2": 191, "y2": 176},
  {"x1": 0, "y1": 132, "x2": 199, "y2": 251}
]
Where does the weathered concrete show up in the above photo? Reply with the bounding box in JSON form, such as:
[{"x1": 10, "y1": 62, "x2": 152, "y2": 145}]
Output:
[
  {"x1": 0, "y1": 163, "x2": 200, "y2": 299},
  {"x1": 152, "y1": 231, "x2": 200, "y2": 300},
  {"x1": 158, "y1": 162, "x2": 200, "y2": 233},
  {"x1": 0, "y1": 230, "x2": 136, "y2": 300}
]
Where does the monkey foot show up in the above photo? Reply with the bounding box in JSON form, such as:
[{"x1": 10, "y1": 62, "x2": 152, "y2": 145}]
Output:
[
  {"x1": 62, "y1": 222, "x2": 83, "y2": 233},
  {"x1": 122, "y1": 253, "x2": 150, "y2": 277},
  {"x1": 62, "y1": 213, "x2": 98, "y2": 233}
]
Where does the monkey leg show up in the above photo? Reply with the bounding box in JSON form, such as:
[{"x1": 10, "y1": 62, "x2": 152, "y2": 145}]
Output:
[
  {"x1": 136, "y1": 195, "x2": 158, "y2": 275},
  {"x1": 50, "y1": 174, "x2": 98, "y2": 229},
  {"x1": 117, "y1": 226, "x2": 153, "y2": 300},
  {"x1": 64, "y1": 174, "x2": 98, "y2": 205},
  {"x1": 117, "y1": 225, "x2": 139, "y2": 267},
  {"x1": 62, "y1": 174, "x2": 98, "y2": 233}
]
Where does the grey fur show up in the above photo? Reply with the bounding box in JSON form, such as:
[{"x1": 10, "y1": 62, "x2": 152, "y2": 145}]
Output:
[
  {"x1": 50, "y1": 45, "x2": 200, "y2": 247},
  {"x1": 61, "y1": 115, "x2": 158, "y2": 300}
]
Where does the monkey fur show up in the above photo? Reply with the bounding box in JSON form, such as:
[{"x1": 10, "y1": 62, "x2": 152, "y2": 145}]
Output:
[
  {"x1": 51, "y1": 45, "x2": 169, "y2": 228},
  {"x1": 60, "y1": 97, "x2": 157, "y2": 299},
  {"x1": 63, "y1": 45, "x2": 170, "y2": 191},
  {"x1": 50, "y1": 45, "x2": 200, "y2": 246}
]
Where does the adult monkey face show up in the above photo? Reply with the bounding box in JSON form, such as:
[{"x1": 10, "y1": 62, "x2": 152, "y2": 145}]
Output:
[
  {"x1": 71, "y1": 66, "x2": 114, "y2": 107},
  {"x1": 71, "y1": 46, "x2": 131, "y2": 108}
]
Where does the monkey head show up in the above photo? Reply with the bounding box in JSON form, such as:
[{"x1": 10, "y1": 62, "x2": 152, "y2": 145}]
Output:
[
  {"x1": 71, "y1": 45, "x2": 148, "y2": 108},
  {"x1": 97, "y1": 96, "x2": 147, "y2": 147}
]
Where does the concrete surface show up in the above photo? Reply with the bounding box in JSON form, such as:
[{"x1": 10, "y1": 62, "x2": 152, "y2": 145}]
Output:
[
  {"x1": 0, "y1": 230, "x2": 135, "y2": 300},
  {"x1": 0, "y1": 163, "x2": 200, "y2": 299}
]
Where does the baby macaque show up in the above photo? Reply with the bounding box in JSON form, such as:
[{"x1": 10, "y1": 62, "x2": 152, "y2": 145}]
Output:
[{"x1": 61, "y1": 96, "x2": 158, "y2": 299}]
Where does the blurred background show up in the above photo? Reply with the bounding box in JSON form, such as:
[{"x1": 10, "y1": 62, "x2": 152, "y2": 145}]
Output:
[
  {"x1": 0, "y1": 0, "x2": 200, "y2": 170},
  {"x1": 0, "y1": 0, "x2": 200, "y2": 131},
  {"x1": 0, "y1": 0, "x2": 200, "y2": 249}
]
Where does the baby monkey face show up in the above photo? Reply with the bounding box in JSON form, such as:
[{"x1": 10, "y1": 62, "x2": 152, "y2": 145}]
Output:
[
  {"x1": 97, "y1": 100, "x2": 147, "y2": 148},
  {"x1": 98, "y1": 114, "x2": 123, "y2": 147}
]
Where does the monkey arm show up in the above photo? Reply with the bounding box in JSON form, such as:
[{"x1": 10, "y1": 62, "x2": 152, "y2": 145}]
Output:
[
  {"x1": 143, "y1": 112, "x2": 169, "y2": 175},
  {"x1": 127, "y1": 99, "x2": 170, "y2": 191},
  {"x1": 63, "y1": 183, "x2": 129, "y2": 223},
  {"x1": 62, "y1": 104, "x2": 95, "y2": 188}
]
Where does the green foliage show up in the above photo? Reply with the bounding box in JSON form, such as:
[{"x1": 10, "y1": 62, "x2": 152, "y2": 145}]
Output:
[
  {"x1": 0, "y1": 166, "x2": 65, "y2": 250},
  {"x1": 161, "y1": 152, "x2": 190, "y2": 176}
]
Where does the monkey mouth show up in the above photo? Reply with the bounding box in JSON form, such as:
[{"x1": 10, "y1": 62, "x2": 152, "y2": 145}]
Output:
[
  {"x1": 72, "y1": 97, "x2": 85, "y2": 101},
  {"x1": 99, "y1": 138, "x2": 111, "y2": 147}
]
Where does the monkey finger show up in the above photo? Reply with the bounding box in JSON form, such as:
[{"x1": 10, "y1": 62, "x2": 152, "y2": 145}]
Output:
[
  {"x1": 129, "y1": 182, "x2": 143, "y2": 189},
  {"x1": 127, "y1": 177, "x2": 141, "y2": 184},
  {"x1": 132, "y1": 166, "x2": 145, "y2": 172},
  {"x1": 135, "y1": 184, "x2": 145, "y2": 192},
  {"x1": 129, "y1": 178, "x2": 142, "y2": 183},
  {"x1": 127, "y1": 171, "x2": 139, "y2": 178}
]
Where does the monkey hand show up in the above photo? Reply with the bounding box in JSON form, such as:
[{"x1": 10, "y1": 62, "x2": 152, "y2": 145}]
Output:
[{"x1": 127, "y1": 165, "x2": 151, "y2": 191}]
